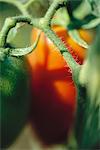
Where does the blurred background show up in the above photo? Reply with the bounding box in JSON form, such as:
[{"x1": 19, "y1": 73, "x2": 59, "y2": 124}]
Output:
[{"x1": 0, "y1": 0, "x2": 99, "y2": 149}]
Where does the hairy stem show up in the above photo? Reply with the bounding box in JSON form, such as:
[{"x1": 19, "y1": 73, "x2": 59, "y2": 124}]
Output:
[
  {"x1": 0, "y1": 0, "x2": 79, "y2": 74},
  {"x1": 42, "y1": 27, "x2": 79, "y2": 72}
]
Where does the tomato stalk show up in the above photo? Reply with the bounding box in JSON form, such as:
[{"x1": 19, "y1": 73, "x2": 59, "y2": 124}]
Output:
[
  {"x1": 0, "y1": 18, "x2": 16, "y2": 47},
  {"x1": 41, "y1": 27, "x2": 80, "y2": 73},
  {"x1": 0, "y1": 0, "x2": 80, "y2": 79},
  {"x1": 44, "y1": 0, "x2": 67, "y2": 27},
  {"x1": 0, "y1": 16, "x2": 31, "y2": 47},
  {"x1": 0, "y1": 16, "x2": 41, "y2": 57}
]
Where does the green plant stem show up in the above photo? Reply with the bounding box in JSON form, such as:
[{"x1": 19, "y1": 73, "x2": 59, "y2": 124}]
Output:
[
  {"x1": 0, "y1": 18, "x2": 16, "y2": 47},
  {"x1": 44, "y1": 0, "x2": 67, "y2": 26},
  {"x1": 42, "y1": 27, "x2": 79, "y2": 72},
  {"x1": 0, "y1": 16, "x2": 32, "y2": 47},
  {"x1": 9, "y1": 32, "x2": 41, "y2": 56},
  {"x1": 0, "y1": 0, "x2": 80, "y2": 74}
]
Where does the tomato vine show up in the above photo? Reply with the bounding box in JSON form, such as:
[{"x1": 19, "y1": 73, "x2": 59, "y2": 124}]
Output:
[{"x1": 0, "y1": 0, "x2": 100, "y2": 149}]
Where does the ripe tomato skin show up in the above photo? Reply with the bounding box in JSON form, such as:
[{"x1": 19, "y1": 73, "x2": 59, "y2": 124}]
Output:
[
  {"x1": 0, "y1": 56, "x2": 29, "y2": 148},
  {"x1": 26, "y1": 26, "x2": 93, "y2": 145}
]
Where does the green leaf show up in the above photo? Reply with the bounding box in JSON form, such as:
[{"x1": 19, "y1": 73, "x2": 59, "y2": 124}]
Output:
[
  {"x1": 82, "y1": 18, "x2": 100, "y2": 29},
  {"x1": 87, "y1": 0, "x2": 100, "y2": 17},
  {"x1": 51, "y1": 8, "x2": 70, "y2": 27},
  {"x1": 76, "y1": 26, "x2": 100, "y2": 149},
  {"x1": 68, "y1": 29, "x2": 88, "y2": 49}
]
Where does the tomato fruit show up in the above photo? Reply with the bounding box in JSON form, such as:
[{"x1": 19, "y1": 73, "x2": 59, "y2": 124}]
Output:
[
  {"x1": 0, "y1": 54, "x2": 29, "y2": 148},
  {"x1": 26, "y1": 26, "x2": 93, "y2": 145}
]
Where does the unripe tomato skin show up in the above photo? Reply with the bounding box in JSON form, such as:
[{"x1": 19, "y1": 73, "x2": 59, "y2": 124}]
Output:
[
  {"x1": 0, "y1": 56, "x2": 29, "y2": 148},
  {"x1": 26, "y1": 26, "x2": 93, "y2": 145}
]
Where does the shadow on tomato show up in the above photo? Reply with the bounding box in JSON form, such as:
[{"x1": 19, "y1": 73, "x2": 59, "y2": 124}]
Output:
[{"x1": 27, "y1": 37, "x2": 76, "y2": 145}]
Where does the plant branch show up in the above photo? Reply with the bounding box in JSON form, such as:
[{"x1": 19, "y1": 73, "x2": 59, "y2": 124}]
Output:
[
  {"x1": 0, "y1": 0, "x2": 80, "y2": 74},
  {"x1": 9, "y1": 32, "x2": 41, "y2": 56},
  {"x1": 0, "y1": 16, "x2": 32, "y2": 47},
  {"x1": 44, "y1": 0, "x2": 67, "y2": 26},
  {"x1": 42, "y1": 27, "x2": 79, "y2": 72},
  {"x1": 0, "y1": 18, "x2": 16, "y2": 47}
]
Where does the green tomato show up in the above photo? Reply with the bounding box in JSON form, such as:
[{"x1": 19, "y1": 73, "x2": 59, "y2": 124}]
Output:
[{"x1": 0, "y1": 55, "x2": 29, "y2": 149}]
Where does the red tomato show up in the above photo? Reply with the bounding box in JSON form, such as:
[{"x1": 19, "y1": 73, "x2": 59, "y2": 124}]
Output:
[{"x1": 26, "y1": 26, "x2": 93, "y2": 145}]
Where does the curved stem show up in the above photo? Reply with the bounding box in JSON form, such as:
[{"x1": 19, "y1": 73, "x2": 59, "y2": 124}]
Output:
[
  {"x1": 44, "y1": 0, "x2": 67, "y2": 26},
  {"x1": 9, "y1": 32, "x2": 41, "y2": 56},
  {"x1": 0, "y1": 0, "x2": 79, "y2": 74},
  {"x1": 0, "y1": 18, "x2": 16, "y2": 47},
  {"x1": 0, "y1": 16, "x2": 32, "y2": 47}
]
